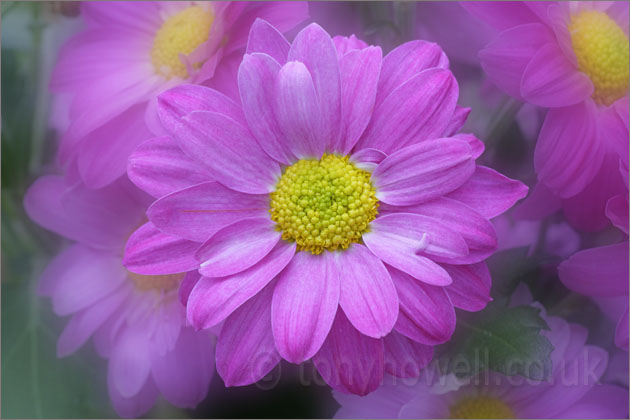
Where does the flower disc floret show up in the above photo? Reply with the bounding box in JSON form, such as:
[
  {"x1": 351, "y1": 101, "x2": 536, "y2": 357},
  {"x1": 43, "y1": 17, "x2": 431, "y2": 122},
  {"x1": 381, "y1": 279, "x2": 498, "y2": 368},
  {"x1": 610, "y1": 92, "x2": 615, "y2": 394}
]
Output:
[
  {"x1": 449, "y1": 396, "x2": 515, "y2": 419},
  {"x1": 569, "y1": 10, "x2": 629, "y2": 106},
  {"x1": 151, "y1": 6, "x2": 214, "y2": 79},
  {"x1": 270, "y1": 154, "x2": 378, "y2": 254}
]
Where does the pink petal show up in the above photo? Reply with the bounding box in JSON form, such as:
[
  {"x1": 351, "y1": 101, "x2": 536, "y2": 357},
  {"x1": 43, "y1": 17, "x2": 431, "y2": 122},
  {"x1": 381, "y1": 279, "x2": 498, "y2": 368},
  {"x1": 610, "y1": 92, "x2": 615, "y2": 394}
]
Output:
[
  {"x1": 108, "y1": 375, "x2": 158, "y2": 419},
  {"x1": 335, "y1": 244, "x2": 399, "y2": 338},
  {"x1": 216, "y1": 283, "x2": 282, "y2": 386},
  {"x1": 358, "y1": 69, "x2": 459, "y2": 154},
  {"x1": 390, "y1": 267, "x2": 456, "y2": 345},
  {"x1": 109, "y1": 326, "x2": 152, "y2": 398},
  {"x1": 606, "y1": 194, "x2": 629, "y2": 234},
  {"x1": 238, "y1": 53, "x2": 295, "y2": 165},
  {"x1": 288, "y1": 23, "x2": 342, "y2": 148},
  {"x1": 443, "y1": 263, "x2": 492, "y2": 312},
  {"x1": 245, "y1": 18, "x2": 291, "y2": 64},
  {"x1": 176, "y1": 110, "x2": 280, "y2": 194},
  {"x1": 535, "y1": 101, "x2": 604, "y2": 198},
  {"x1": 461, "y1": 2, "x2": 542, "y2": 30},
  {"x1": 123, "y1": 222, "x2": 201, "y2": 275},
  {"x1": 313, "y1": 310, "x2": 384, "y2": 396},
  {"x1": 151, "y1": 328, "x2": 214, "y2": 408},
  {"x1": 337, "y1": 46, "x2": 382, "y2": 154},
  {"x1": 383, "y1": 331, "x2": 434, "y2": 378},
  {"x1": 448, "y1": 166, "x2": 529, "y2": 219},
  {"x1": 350, "y1": 148, "x2": 387, "y2": 172},
  {"x1": 179, "y1": 271, "x2": 199, "y2": 306},
  {"x1": 274, "y1": 61, "x2": 326, "y2": 158},
  {"x1": 615, "y1": 307, "x2": 629, "y2": 351},
  {"x1": 444, "y1": 106, "x2": 472, "y2": 137},
  {"x1": 148, "y1": 181, "x2": 269, "y2": 242},
  {"x1": 559, "y1": 242, "x2": 629, "y2": 297},
  {"x1": 478, "y1": 23, "x2": 554, "y2": 99},
  {"x1": 128, "y1": 136, "x2": 212, "y2": 199},
  {"x1": 372, "y1": 138, "x2": 475, "y2": 206},
  {"x1": 520, "y1": 43, "x2": 593, "y2": 107},
  {"x1": 333, "y1": 35, "x2": 368, "y2": 57},
  {"x1": 187, "y1": 241, "x2": 295, "y2": 330},
  {"x1": 375, "y1": 40, "x2": 449, "y2": 108},
  {"x1": 272, "y1": 251, "x2": 339, "y2": 363},
  {"x1": 196, "y1": 218, "x2": 280, "y2": 278},
  {"x1": 362, "y1": 214, "x2": 457, "y2": 286},
  {"x1": 82, "y1": 2, "x2": 160, "y2": 32},
  {"x1": 453, "y1": 133, "x2": 484, "y2": 158}
]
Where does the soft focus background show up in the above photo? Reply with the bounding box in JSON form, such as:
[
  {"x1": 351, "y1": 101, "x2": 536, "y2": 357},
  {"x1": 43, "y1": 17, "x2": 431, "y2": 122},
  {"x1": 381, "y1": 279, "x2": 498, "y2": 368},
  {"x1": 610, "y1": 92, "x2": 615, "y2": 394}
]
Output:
[{"x1": 1, "y1": 2, "x2": 625, "y2": 418}]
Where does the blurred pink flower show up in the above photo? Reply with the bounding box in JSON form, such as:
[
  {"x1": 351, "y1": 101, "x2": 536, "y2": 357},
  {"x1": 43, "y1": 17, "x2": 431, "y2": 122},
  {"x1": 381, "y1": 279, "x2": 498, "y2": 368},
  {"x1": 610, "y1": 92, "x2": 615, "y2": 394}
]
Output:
[
  {"x1": 334, "y1": 286, "x2": 628, "y2": 419},
  {"x1": 24, "y1": 176, "x2": 214, "y2": 418},
  {"x1": 559, "y1": 156, "x2": 629, "y2": 351},
  {"x1": 463, "y1": 1, "x2": 629, "y2": 231},
  {"x1": 50, "y1": 1, "x2": 308, "y2": 188},
  {"x1": 124, "y1": 20, "x2": 527, "y2": 395}
]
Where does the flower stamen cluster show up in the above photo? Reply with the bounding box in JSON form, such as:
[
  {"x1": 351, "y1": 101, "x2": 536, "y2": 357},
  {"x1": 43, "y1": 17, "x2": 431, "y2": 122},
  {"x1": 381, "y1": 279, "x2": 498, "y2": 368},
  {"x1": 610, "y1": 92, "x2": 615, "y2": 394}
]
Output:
[{"x1": 449, "y1": 396, "x2": 515, "y2": 419}]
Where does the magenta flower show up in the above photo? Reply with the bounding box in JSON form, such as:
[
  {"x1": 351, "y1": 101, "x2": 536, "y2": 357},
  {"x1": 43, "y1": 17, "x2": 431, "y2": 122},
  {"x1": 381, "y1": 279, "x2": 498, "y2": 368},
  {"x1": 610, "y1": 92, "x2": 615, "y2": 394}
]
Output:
[
  {"x1": 463, "y1": 1, "x2": 629, "y2": 231},
  {"x1": 124, "y1": 20, "x2": 528, "y2": 395},
  {"x1": 334, "y1": 286, "x2": 628, "y2": 419},
  {"x1": 50, "y1": 1, "x2": 308, "y2": 188},
  {"x1": 24, "y1": 176, "x2": 214, "y2": 418},
  {"x1": 559, "y1": 156, "x2": 629, "y2": 351}
]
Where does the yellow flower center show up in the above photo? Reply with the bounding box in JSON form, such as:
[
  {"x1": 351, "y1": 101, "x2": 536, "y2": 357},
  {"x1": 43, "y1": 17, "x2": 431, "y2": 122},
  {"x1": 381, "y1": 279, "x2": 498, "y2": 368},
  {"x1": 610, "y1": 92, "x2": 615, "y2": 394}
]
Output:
[
  {"x1": 128, "y1": 272, "x2": 184, "y2": 292},
  {"x1": 151, "y1": 6, "x2": 214, "y2": 79},
  {"x1": 569, "y1": 10, "x2": 629, "y2": 106},
  {"x1": 269, "y1": 154, "x2": 378, "y2": 254},
  {"x1": 450, "y1": 396, "x2": 515, "y2": 419}
]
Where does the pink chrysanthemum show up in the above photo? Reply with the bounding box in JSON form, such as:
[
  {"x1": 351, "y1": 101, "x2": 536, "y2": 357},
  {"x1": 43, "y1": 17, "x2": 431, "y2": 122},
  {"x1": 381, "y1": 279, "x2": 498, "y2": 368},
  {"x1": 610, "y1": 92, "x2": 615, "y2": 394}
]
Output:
[
  {"x1": 24, "y1": 176, "x2": 214, "y2": 418},
  {"x1": 124, "y1": 20, "x2": 527, "y2": 395},
  {"x1": 559, "y1": 155, "x2": 629, "y2": 351},
  {"x1": 463, "y1": 1, "x2": 629, "y2": 231},
  {"x1": 334, "y1": 286, "x2": 628, "y2": 419},
  {"x1": 50, "y1": 1, "x2": 308, "y2": 188}
]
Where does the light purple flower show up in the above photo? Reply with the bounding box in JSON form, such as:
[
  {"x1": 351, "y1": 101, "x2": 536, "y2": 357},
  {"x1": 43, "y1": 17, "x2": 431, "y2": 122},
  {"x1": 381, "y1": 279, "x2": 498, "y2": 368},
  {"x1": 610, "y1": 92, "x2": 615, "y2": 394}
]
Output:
[
  {"x1": 334, "y1": 286, "x2": 629, "y2": 419},
  {"x1": 50, "y1": 1, "x2": 308, "y2": 188},
  {"x1": 463, "y1": 1, "x2": 629, "y2": 232},
  {"x1": 124, "y1": 20, "x2": 528, "y2": 395},
  {"x1": 24, "y1": 176, "x2": 214, "y2": 418}
]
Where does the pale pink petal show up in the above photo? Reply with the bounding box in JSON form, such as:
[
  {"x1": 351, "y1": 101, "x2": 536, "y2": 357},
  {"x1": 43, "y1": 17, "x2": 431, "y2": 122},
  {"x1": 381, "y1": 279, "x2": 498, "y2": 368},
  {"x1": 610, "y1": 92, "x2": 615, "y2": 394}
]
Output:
[
  {"x1": 274, "y1": 61, "x2": 326, "y2": 158},
  {"x1": 606, "y1": 194, "x2": 629, "y2": 234},
  {"x1": 288, "y1": 23, "x2": 342, "y2": 148},
  {"x1": 313, "y1": 310, "x2": 384, "y2": 396},
  {"x1": 109, "y1": 326, "x2": 152, "y2": 398},
  {"x1": 520, "y1": 43, "x2": 593, "y2": 107},
  {"x1": 375, "y1": 41, "x2": 449, "y2": 108},
  {"x1": 82, "y1": 2, "x2": 160, "y2": 32},
  {"x1": 559, "y1": 242, "x2": 629, "y2": 297},
  {"x1": 108, "y1": 374, "x2": 158, "y2": 419},
  {"x1": 37, "y1": 244, "x2": 82, "y2": 297},
  {"x1": 372, "y1": 138, "x2": 475, "y2": 205},
  {"x1": 272, "y1": 251, "x2": 339, "y2": 363},
  {"x1": 337, "y1": 46, "x2": 382, "y2": 154},
  {"x1": 448, "y1": 166, "x2": 529, "y2": 219},
  {"x1": 216, "y1": 283, "x2": 281, "y2": 386},
  {"x1": 175, "y1": 110, "x2": 280, "y2": 194},
  {"x1": 238, "y1": 53, "x2": 295, "y2": 165},
  {"x1": 461, "y1": 2, "x2": 542, "y2": 30},
  {"x1": 197, "y1": 218, "x2": 280, "y2": 278},
  {"x1": 478, "y1": 23, "x2": 554, "y2": 99},
  {"x1": 358, "y1": 69, "x2": 459, "y2": 154},
  {"x1": 335, "y1": 244, "x2": 398, "y2": 338},
  {"x1": 443, "y1": 263, "x2": 492, "y2": 312},
  {"x1": 245, "y1": 18, "x2": 291, "y2": 64},
  {"x1": 123, "y1": 222, "x2": 201, "y2": 275},
  {"x1": 390, "y1": 267, "x2": 456, "y2": 345},
  {"x1": 187, "y1": 241, "x2": 295, "y2": 329},
  {"x1": 148, "y1": 181, "x2": 269, "y2": 242},
  {"x1": 535, "y1": 101, "x2": 604, "y2": 198},
  {"x1": 333, "y1": 35, "x2": 368, "y2": 57},
  {"x1": 128, "y1": 136, "x2": 212, "y2": 198},
  {"x1": 615, "y1": 307, "x2": 629, "y2": 351},
  {"x1": 350, "y1": 148, "x2": 387, "y2": 172},
  {"x1": 151, "y1": 328, "x2": 214, "y2": 408},
  {"x1": 383, "y1": 331, "x2": 434, "y2": 378}
]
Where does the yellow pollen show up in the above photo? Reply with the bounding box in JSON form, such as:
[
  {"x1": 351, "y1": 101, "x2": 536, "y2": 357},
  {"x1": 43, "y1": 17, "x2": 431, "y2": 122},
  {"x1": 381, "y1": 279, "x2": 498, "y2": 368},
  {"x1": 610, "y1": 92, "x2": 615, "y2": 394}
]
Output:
[
  {"x1": 128, "y1": 272, "x2": 184, "y2": 292},
  {"x1": 450, "y1": 396, "x2": 516, "y2": 419},
  {"x1": 151, "y1": 6, "x2": 214, "y2": 79},
  {"x1": 269, "y1": 154, "x2": 378, "y2": 254},
  {"x1": 569, "y1": 10, "x2": 629, "y2": 106}
]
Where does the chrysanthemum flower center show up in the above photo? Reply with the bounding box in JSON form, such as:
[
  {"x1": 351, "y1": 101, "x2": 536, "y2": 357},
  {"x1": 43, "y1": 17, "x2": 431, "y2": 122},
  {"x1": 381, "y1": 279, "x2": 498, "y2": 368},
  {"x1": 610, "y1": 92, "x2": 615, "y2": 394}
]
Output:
[
  {"x1": 151, "y1": 6, "x2": 214, "y2": 79},
  {"x1": 569, "y1": 10, "x2": 629, "y2": 106},
  {"x1": 269, "y1": 154, "x2": 378, "y2": 254},
  {"x1": 128, "y1": 272, "x2": 183, "y2": 292},
  {"x1": 449, "y1": 396, "x2": 515, "y2": 419}
]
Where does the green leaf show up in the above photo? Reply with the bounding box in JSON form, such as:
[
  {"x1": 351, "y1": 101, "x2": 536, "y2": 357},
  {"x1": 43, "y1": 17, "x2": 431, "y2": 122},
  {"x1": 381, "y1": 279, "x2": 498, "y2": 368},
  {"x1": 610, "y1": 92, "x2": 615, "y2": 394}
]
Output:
[{"x1": 446, "y1": 303, "x2": 554, "y2": 381}]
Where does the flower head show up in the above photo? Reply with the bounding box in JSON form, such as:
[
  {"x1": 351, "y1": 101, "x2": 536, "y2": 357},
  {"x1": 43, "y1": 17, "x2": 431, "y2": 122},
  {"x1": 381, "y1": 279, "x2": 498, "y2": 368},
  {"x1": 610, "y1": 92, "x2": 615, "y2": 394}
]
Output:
[{"x1": 125, "y1": 20, "x2": 528, "y2": 395}]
